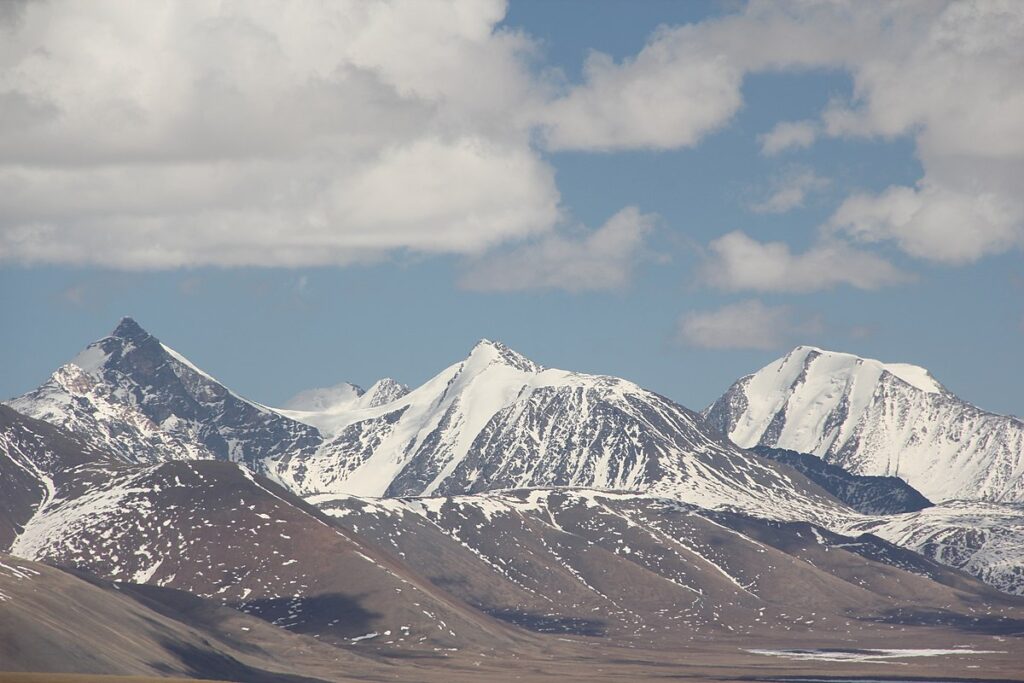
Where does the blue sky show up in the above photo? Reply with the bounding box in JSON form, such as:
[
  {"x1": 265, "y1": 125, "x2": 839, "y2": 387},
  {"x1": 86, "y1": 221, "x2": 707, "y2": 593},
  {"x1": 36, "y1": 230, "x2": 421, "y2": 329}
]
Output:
[{"x1": 1, "y1": 1, "x2": 1021, "y2": 416}]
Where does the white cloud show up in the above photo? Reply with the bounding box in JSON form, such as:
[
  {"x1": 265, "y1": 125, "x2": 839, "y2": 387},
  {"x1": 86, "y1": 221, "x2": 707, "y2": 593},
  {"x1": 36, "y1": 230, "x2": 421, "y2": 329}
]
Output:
[
  {"x1": 702, "y1": 231, "x2": 908, "y2": 293},
  {"x1": 0, "y1": 1, "x2": 559, "y2": 269},
  {"x1": 2, "y1": 0, "x2": 1022, "y2": 275},
  {"x1": 459, "y1": 207, "x2": 656, "y2": 292},
  {"x1": 677, "y1": 300, "x2": 822, "y2": 350},
  {"x1": 544, "y1": 1, "x2": 1024, "y2": 264},
  {"x1": 0, "y1": 138, "x2": 560, "y2": 268},
  {"x1": 759, "y1": 120, "x2": 819, "y2": 155},
  {"x1": 812, "y1": 1, "x2": 1024, "y2": 264},
  {"x1": 539, "y1": 28, "x2": 743, "y2": 151},
  {"x1": 283, "y1": 382, "x2": 362, "y2": 412},
  {"x1": 829, "y1": 181, "x2": 1023, "y2": 265},
  {"x1": 751, "y1": 170, "x2": 829, "y2": 214}
]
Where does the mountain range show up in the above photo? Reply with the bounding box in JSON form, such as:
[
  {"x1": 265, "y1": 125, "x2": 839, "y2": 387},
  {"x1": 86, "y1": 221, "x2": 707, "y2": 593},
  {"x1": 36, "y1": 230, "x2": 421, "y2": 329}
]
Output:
[
  {"x1": 3, "y1": 319, "x2": 1023, "y2": 682},
  {"x1": 7, "y1": 319, "x2": 844, "y2": 523}
]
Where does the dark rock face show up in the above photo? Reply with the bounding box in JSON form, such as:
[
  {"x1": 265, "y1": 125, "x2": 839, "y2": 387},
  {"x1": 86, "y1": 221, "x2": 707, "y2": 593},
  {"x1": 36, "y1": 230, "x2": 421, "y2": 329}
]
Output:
[
  {"x1": 8, "y1": 317, "x2": 323, "y2": 472},
  {"x1": 0, "y1": 404, "x2": 114, "y2": 550},
  {"x1": 752, "y1": 445, "x2": 933, "y2": 515}
]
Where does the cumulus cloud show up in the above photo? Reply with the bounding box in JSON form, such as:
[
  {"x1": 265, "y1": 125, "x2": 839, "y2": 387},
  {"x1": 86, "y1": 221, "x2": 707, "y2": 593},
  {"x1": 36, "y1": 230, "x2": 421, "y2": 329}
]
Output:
[
  {"x1": 2, "y1": 0, "x2": 1021, "y2": 278},
  {"x1": 759, "y1": 120, "x2": 819, "y2": 155},
  {"x1": 539, "y1": 28, "x2": 743, "y2": 151},
  {"x1": 677, "y1": 300, "x2": 822, "y2": 350},
  {"x1": 751, "y1": 169, "x2": 830, "y2": 214},
  {"x1": 0, "y1": 1, "x2": 559, "y2": 269},
  {"x1": 702, "y1": 231, "x2": 908, "y2": 293},
  {"x1": 545, "y1": 1, "x2": 1024, "y2": 264},
  {"x1": 459, "y1": 207, "x2": 656, "y2": 292},
  {"x1": 829, "y1": 181, "x2": 1023, "y2": 265},
  {"x1": 811, "y1": 1, "x2": 1024, "y2": 264}
]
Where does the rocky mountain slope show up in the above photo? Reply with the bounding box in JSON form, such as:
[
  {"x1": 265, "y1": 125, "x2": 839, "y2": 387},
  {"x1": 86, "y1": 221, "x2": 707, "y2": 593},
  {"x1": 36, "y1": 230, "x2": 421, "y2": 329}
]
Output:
[
  {"x1": 752, "y1": 446, "x2": 933, "y2": 515},
  {"x1": 0, "y1": 405, "x2": 116, "y2": 548},
  {"x1": 843, "y1": 500, "x2": 1024, "y2": 596},
  {"x1": 704, "y1": 345, "x2": 1024, "y2": 503},
  {"x1": 6, "y1": 457, "x2": 521, "y2": 654},
  {"x1": 7, "y1": 319, "x2": 846, "y2": 523},
  {"x1": 0, "y1": 553, "x2": 379, "y2": 682},
  {"x1": 8, "y1": 426, "x2": 1022, "y2": 657},
  {"x1": 315, "y1": 488, "x2": 1024, "y2": 644}
]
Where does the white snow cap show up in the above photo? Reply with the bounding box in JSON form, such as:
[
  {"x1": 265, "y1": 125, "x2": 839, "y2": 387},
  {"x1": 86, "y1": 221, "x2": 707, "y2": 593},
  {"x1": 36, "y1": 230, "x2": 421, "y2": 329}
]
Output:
[
  {"x1": 466, "y1": 338, "x2": 543, "y2": 373},
  {"x1": 787, "y1": 345, "x2": 943, "y2": 394}
]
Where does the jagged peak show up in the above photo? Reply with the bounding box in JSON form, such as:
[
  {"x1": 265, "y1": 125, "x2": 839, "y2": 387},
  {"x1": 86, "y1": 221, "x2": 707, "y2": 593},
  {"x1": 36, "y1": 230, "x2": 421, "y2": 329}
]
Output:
[
  {"x1": 466, "y1": 338, "x2": 542, "y2": 373},
  {"x1": 363, "y1": 378, "x2": 410, "y2": 407}
]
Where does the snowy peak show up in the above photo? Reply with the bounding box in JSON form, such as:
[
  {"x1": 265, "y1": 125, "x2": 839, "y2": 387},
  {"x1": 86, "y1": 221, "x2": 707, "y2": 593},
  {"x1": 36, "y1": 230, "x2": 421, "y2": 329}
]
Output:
[
  {"x1": 8, "y1": 318, "x2": 322, "y2": 468},
  {"x1": 704, "y1": 345, "x2": 953, "y2": 454},
  {"x1": 783, "y1": 345, "x2": 944, "y2": 395},
  {"x1": 705, "y1": 346, "x2": 1024, "y2": 503},
  {"x1": 68, "y1": 317, "x2": 157, "y2": 378},
  {"x1": 10, "y1": 321, "x2": 847, "y2": 521},
  {"x1": 465, "y1": 339, "x2": 543, "y2": 374},
  {"x1": 363, "y1": 378, "x2": 409, "y2": 407}
]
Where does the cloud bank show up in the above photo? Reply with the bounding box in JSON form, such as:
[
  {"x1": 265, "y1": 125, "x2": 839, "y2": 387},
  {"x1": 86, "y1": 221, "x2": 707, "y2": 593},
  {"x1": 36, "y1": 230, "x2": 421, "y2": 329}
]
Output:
[
  {"x1": 1, "y1": 0, "x2": 1021, "y2": 285},
  {"x1": 0, "y1": 1, "x2": 561, "y2": 268}
]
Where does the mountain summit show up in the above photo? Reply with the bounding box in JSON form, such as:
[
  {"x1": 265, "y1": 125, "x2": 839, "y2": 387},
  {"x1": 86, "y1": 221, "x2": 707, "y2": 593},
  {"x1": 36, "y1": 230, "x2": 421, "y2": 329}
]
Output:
[
  {"x1": 704, "y1": 345, "x2": 1024, "y2": 503},
  {"x1": 9, "y1": 318, "x2": 322, "y2": 467},
  {"x1": 6, "y1": 318, "x2": 843, "y2": 521}
]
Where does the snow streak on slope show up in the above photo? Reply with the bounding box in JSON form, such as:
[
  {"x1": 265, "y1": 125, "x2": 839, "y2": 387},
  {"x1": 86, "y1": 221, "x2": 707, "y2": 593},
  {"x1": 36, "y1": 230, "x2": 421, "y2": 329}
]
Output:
[
  {"x1": 311, "y1": 488, "x2": 1023, "y2": 643},
  {"x1": 704, "y1": 346, "x2": 1024, "y2": 503},
  {"x1": 7, "y1": 457, "x2": 510, "y2": 652},
  {"x1": 843, "y1": 501, "x2": 1024, "y2": 596}
]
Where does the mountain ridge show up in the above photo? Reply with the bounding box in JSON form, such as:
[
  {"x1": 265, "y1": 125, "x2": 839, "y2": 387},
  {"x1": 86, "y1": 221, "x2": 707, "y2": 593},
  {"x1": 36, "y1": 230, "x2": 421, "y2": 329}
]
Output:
[
  {"x1": 704, "y1": 345, "x2": 1024, "y2": 503},
  {"x1": 6, "y1": 319, "x2": 849, "y2": 523}
]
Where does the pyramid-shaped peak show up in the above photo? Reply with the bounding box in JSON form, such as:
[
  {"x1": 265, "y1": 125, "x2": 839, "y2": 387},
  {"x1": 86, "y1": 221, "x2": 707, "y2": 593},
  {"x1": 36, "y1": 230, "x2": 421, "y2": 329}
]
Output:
[
  {"x1": 467, "y1": 338, "x2": 542, "y2": 373},
  {"x1": 110, "y1": 316, "x2": 150, "y2": 341}
]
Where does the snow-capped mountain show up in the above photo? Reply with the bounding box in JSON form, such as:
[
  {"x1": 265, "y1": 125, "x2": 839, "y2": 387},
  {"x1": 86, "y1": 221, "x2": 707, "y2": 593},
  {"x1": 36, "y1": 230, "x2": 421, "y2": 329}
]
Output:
[
  {"x1": 6, "y1": 319, "x2": 843, "y2": 522},
  {"x1": 272, "y1": 338, "x2": 842, "y2": 520},
  {"x1": 7, "y1": 317, "x2": 322, "y2": 469},
  {"x1": 704, "y1": 346, "x2": 1024, "y2": 503}
]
